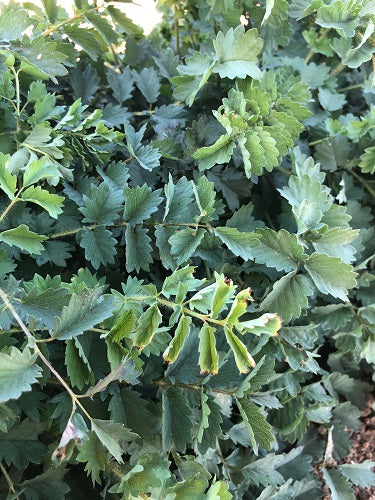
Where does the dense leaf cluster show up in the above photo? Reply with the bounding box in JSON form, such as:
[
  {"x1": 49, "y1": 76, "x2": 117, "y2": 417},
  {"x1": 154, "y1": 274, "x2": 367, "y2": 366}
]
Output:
[{"x1": 0, "y1": 0, "x2": 374, "y2": 498}]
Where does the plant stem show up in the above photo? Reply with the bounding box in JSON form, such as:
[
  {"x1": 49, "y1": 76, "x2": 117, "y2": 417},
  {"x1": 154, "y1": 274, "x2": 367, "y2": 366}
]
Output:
[
  {"x1": 217, "y1": 441, "x2": 232, "y2": 481},
  {"x1": 173, "y1": 4, "x2": 180, "y2": 56},
  {"x1": 49, "y1": 221, "x2": 212, "y2": 240},
  {"x1": 41, "y1": 6, "x2": 101, "y2": 36},
  {"x1": 157, "y1": 297, "x2": 226, "y2": 326},
  {"x1": 308, "y1": 137, "x2": 330, "y2": 147},
  {"x1": 0, "y1": 461, "x2": 16, "y2": 496},
  {"x1": 346, "y1": 167, "x2": 375, "y2": 199},
  {"x1": 10, "y1": 67, "x2": 21, "y2": 132},
  {"x1": 0, "y1": 288, "x2": 92, "y2": 422},
  {"x1": 153, "y1": 378, "x2": 236, "y2": 396},
  {"x1": 0, "y1": 197, "x2": 19, "y2": 223},
  {"x1": 337, "y1": 83, "x2": 364, "y2": 93},
  {"x1": 275, "y1": 166, "x2": 291, "y2": 176},
  {"x1": 331, "y1": 61, "x2": 346, "y2": 75}
]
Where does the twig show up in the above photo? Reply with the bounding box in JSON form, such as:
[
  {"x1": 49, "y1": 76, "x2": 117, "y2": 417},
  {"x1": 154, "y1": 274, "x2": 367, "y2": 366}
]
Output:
[{"x1": 0, "y1": 462, "x2": 16, "y2": 496}]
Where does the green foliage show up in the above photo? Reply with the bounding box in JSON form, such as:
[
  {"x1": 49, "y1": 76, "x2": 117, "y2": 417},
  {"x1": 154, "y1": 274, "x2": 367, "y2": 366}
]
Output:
[{"x1": 0, "y1": 0, "x2": 374, "y2": 498}]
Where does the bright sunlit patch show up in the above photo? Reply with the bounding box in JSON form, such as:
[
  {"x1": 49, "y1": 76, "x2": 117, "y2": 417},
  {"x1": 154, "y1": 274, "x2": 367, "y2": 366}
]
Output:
[
  {"x1": 240, "y1": 14, "x2": 249, "y2": 26},
  {"x1": 31, "y1": 0, "x2": 162, "y2": 35}
]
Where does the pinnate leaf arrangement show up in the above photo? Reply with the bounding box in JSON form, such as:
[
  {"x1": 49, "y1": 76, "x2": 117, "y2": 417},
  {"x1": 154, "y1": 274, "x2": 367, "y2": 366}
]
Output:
[{"x1": 0, "y1": 0, "x2": 374, "y2": 498}]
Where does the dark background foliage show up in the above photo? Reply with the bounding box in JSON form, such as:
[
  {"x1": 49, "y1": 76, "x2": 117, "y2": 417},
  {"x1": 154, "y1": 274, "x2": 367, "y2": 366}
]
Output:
[{"x1": 0, "y1": 0, "x2": 374, "y2": 498}]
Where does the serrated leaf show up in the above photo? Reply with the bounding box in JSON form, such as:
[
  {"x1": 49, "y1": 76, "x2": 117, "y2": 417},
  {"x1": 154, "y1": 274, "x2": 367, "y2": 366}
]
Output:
[
  {"x1": 0, "y1": 152, "x2": 17, "y2": 199},
  {"x1": 193, "y1": 134, "x2": 235, "y2": 171},
  {"x1": 23, "y1": 157, "x2": 61, "y2": 187},
  {"x1": 0, "y1": 418, "x2": 45, "y2": 468},
  {"x1": 125, "y1": 225, "x2": 153, "y2": 272},
  {"x1": 51, "y1": 288, "x2": 114, "y2": 340},
  {"x1": 236, "y1": 398, "x2": 274, "y2": 454},
  {"x1": 64, "y1": 26, "x2": 102, "y2": 61},
  {"x1": 252, "y1": 228, "x2": 307, "y2": 272},
  {"x1": 123, "y1": 184, "x2": 163, "y2": 225},
  {"x1": 196, "y1": 392, "x2": 223, "y2": 454},
  {"x1": 310, "y1": 227, "x2": 359, "y2": 264},
  {"x1": 173, "y1": 52, "x2": 214, "y2": 106},
  {"x1": 18, "y1": 465, "x2": 70, "y2": 500},
  {"x1": 162, "y1": 266, "x2": 203, "y2": 297},
  {"x1": 305, "y1": 253, "x2": 357, "y2": 301},
  {"x1": 162, "y1": 387, "x2": 193, "y2": 452},
  {"x1": 132, "y1": 305, "x2": 162, "y2": 350},
  {"x1": 206, "y1": 480, "x2": 232, "y2": 500},
  {"x1": 0, "y1": 6, "x2": 31, "y2": 41},
  {"x1": 198, "y1": 324, "x2": 219, "y2": 374},
  {"x1": 316, "y1": 1, "x2": 358, "y2": 38},
  {"x1": 85, "y1": 11, "x2": 118, "y2": 44},
  {"x1": 359, "y1": 146, "x2": 375, "y2": 174},
  {"x1": 17, "y1": 38, "x2": 68, "y2": 83},
  {"x1": 65, "y1": 338, "x2": 94, "y2": 390},
  {"x1": 224, "y1": 327, "x2": 256, "y2": 373},
  {"x1": 213, "y1": 26, "x2": 263, "y2": 79},
  {"x1": 124, "y1": 123, "x2": 161, "y2": 171},
  {"x1": 237, "y1": 313, "x2": 282, "y2": 337},
  {"x1": 91, "y1": 419, "x2": 138, "y2": 463},
  {"x1": 163, "y1": 315, "x2": 192, "y2": 363},
  {"x1": 76, "y1": 431, "x2": 107, "y2": 485},
  {"x1": 214, "y1": 226, "x2": 258, "y2": 260},
  {"x1": 339, "y1": 461, "x2": 375, "y2": 488},
  {"x1": 80, "y1": 225, "x2": 117, "y2": 270},
  {"x1": 107, "y1": 5, "x2": 143, "y2": 37},
  {"x1": 260, "y1": 272, "x2": 314, "y2": 323},
  {"x1": 107, "y1": 68, "x2": 134, "y2": 103},
  {"x1": 21, "y1": 185, "x2": 64, "y2": 218},
  {"x1": 322, "y1": 467, "x2": 355, "y2": 500},
  {"x1": 133, "y1": 67, "x2": 160, "y2": 104},
  {"x1": 169, "y1": 227, "x2": 205, "y2": 265},
  {"x1": 79, "y1": 182, "x2": 122, "y2": 225},
  {"x1": 0, "y1": 225, "x2": 47, "y2": 254}
]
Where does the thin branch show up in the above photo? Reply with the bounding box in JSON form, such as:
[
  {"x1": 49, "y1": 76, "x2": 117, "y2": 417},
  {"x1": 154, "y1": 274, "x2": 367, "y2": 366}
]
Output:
[
  {"x1": 0, "y1": 461, "x2": 16, "y2": 496},
  {"x1": 0, "y1": 288, "x2": 92, "y2": 422},
  {"x1": 41, "y1": 6, "x2": 101, "y2": 36},
  {"x1": 346, "y1": 167, "x2": 375, "y2": 199}
]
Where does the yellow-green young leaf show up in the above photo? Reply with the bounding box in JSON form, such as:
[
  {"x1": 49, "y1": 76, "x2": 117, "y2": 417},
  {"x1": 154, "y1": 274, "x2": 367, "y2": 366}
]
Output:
[
  {"x1": 225, "y1": 288, "x2": 253, "y2": 328},
  {"x1": 163, "y1": 315, "x2": 192, "y2": 363},
  {"x1": 237, "y1": 313, "x2": 282, "y2": 337},
  {"x1": 0, "y1": 347, "x2": 42, "y2": 403},
  {"x1": 21, "y1": 185, "x2": 64, "y2": 218},
  {"x1": 224, "y1": 327, "x2": 256, "y2": 373},
  {"x1": 0, "y1": 224, "x2": 47, "y2": 254},
  {"x1": 206, "y1": 480, "x2": 232, "y2": 500},
  {"x1": 211, "y1": 273, "x2": 236, "y2": 319},
  {"x1": 22, "y1": 157, "x2": 61, "y2": 187},
  {"x1": 359, "y1": 146, "x2": 375, "y2": 175},
  {"x1": 193, "y1": 134, "x2": 235, "y2": 171},
  {"x1": 91, "y1": 419, "x2": 138, "y2": 463},
  {"x1": 109, "y1": 310, "x2": 137, "y2": 343},
  {"x1": 198, "y1": 324, "x2": 219, "y2": 374},
  {"x1": 0, "y1": 152, "x2": 17, "y2": 200},
  {"x1": 132, "y1": 305, "x2": 162, "y2": 350},
  {"x1": 213, "y1": 26, "x2": 263, "y2": 79},
  {"x1": 236, "y1": 398, "x2": 274, "y2": 454}
]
